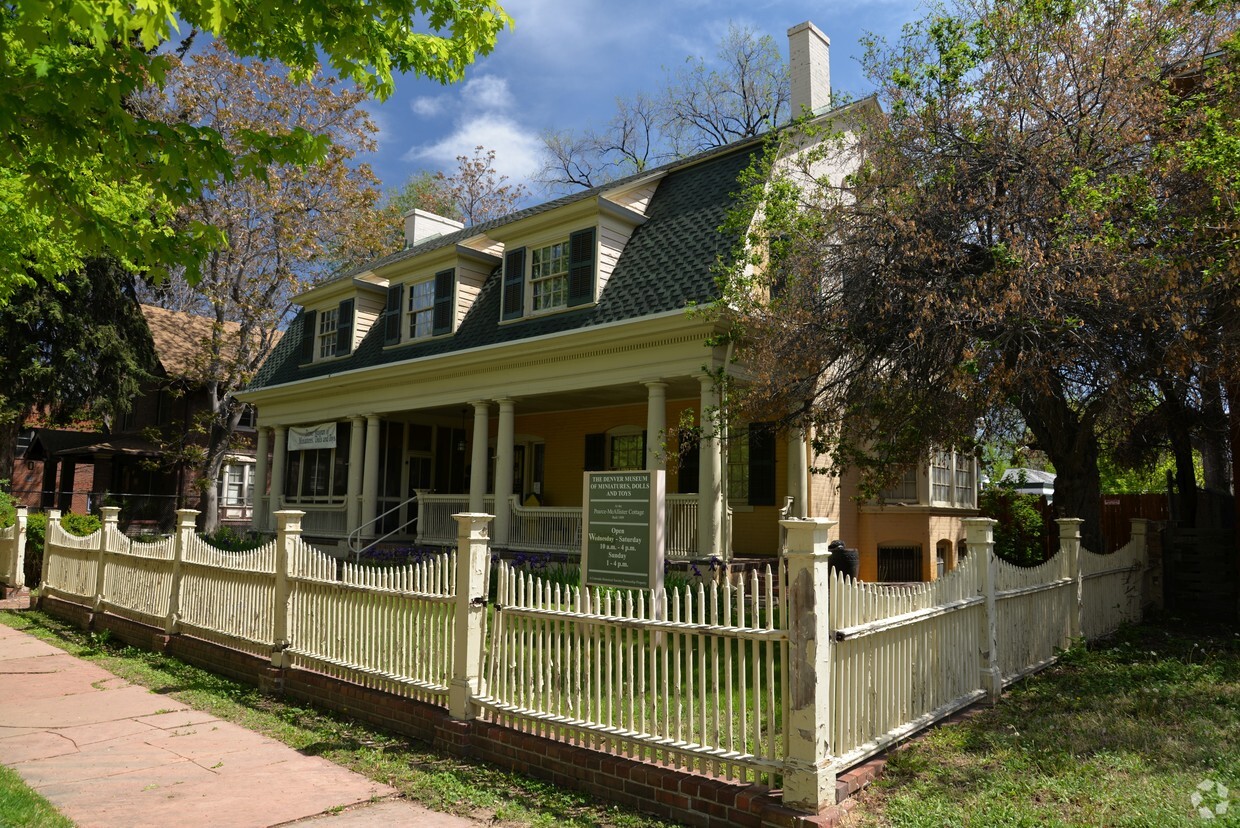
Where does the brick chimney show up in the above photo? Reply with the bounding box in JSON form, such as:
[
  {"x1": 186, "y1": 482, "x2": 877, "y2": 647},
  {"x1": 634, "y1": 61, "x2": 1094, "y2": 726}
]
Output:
[
  {"x1": 788, "y1": 21, "x2": 831, "y2": 118},
  {"x1": 404, "y1": 208, "x2": 464, "y2": 248}
]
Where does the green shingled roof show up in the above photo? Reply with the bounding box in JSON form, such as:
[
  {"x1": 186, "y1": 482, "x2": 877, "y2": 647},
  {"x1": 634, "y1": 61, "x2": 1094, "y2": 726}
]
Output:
[{"x1": 249, "y1": 138, "x2": 765, "y2": 391}]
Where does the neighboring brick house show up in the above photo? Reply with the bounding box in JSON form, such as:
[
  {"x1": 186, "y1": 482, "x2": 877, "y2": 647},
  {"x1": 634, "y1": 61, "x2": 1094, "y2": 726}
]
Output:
[
  {"x1": 18, "y1": 305, "x2": 261, "y2": 531},
  {"x1": 240, "y1": 23, "x2": 980, "y2": 580}
]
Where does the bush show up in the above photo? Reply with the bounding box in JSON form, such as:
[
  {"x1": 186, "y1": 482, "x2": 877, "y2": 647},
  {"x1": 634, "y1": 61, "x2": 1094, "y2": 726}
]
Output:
[
  {"x1": 978, "y1": 486, "x2": 1048, "y2": 566},
  {"x1": 0, "y1": 482, "x2": 15, "y2": 529},
  {"x1": 199, "y1": 525, "x2": 267, "y2": 552}
]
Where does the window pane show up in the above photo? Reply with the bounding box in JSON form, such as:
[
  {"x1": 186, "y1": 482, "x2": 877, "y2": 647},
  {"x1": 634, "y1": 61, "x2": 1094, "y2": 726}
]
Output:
[
  {"x1": 318, "y1": 308, "x2": 338, "y2": 358},
  {"x1": 408, "y1": 281, "x2": 435, "y2": 339},
  {"x1": 931, "y1": 451, "x2": 951, "y2": 503},
  {"x1": 531, "y1": 241, "x2": 569, "y2": 311},
  {"x1": 727, "y1": 437, "x2": 749, "y2": 500},
  {"x1": 610, "y1": 434, "x2": 643, "y2": 470}
]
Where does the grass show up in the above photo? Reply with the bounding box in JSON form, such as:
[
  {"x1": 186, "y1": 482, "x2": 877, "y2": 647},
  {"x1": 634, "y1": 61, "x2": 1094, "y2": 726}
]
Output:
[
  {"x1": 845, "y1": 616, "x2": 1240, "y2": 828},
  {"x1": 0, "y1": 608, "x2": 682, "y2": 828},
  {"x1": 0, "y1": 763, "x2": 76, "y2": 828}
]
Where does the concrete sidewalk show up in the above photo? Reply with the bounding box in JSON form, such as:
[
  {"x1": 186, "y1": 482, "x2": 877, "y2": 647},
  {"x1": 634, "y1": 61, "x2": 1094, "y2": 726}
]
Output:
[{"x1": 0, "y1": 598, "x2": 477, "y2": 828}]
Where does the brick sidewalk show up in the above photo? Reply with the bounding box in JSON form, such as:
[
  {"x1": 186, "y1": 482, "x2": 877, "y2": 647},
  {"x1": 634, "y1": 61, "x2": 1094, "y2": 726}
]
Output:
[{"x1": 0, "y1": 609, "x2": 478, "y2": 828}]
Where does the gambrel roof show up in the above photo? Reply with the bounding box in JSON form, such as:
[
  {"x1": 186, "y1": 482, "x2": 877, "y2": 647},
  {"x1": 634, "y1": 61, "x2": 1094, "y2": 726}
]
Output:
[{"x1": 249, "y1": 136, "x2": 767, "y2": 391}]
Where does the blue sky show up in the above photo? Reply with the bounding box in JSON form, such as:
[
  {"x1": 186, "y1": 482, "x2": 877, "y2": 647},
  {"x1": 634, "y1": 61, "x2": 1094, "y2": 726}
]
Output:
[{"x1": 363, "y1": 0, "x2": 926, "y2": 199}]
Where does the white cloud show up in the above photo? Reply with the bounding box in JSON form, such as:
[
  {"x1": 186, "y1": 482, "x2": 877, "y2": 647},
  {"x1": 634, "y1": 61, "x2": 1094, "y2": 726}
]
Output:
[
  {"x1": 410, "y1": 96, "x2": 445, "y2": 117},
  {"x1": 403, "y1": 112, "x2": 543, "y2": 185},
  {"x1": 462, "y1": 75, "x2": 513, "y2": 111}
]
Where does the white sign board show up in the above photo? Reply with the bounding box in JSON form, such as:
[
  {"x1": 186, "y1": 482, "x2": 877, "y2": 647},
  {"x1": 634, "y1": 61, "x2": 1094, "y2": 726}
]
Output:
[{"x1": 288, "y1": 423, "x2": 337, "y2": 451}]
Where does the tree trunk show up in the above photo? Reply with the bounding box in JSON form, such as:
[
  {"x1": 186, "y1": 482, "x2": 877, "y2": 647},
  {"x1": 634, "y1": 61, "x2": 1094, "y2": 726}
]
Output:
[
  {"x1": 1019, "y1": 390, "x2": 1105, "y2": 553},
  {"x1": 1199, "y1": 377, "x2": 1231, "y2": 493},
  {"x1": 196, "y1": 382, "x2": 239, "y2": 535}
]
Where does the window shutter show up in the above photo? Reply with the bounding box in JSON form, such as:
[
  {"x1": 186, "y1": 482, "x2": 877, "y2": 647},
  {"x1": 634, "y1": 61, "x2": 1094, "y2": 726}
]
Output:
[
  {"x1": 432, "y1": 268, "x2": 455, "y2": 335},
  {"x1": 383, "y1": 284, "x2": 403, "y2": 345},
  {"x1": 748, "y1": 423, "x2": 777, "y2": 506},
  {"x1": 567, "y1": 227, "x2": 596, "y2": 307},
  {"x1": 584, "y1": 433, "x2": 606, "y2": 472},
  {"x1": 502, "y1": 248, "x2": 526, "y2": 320},
  {"x1": 335, "y1": 298, "x2": 355, "y2": 355},
  {"x1": 299, "y1": 309, "x2": 317, "y2": 363},
  {"x1": 677, "y1": 429, "x2": 699, "y2": 494}
]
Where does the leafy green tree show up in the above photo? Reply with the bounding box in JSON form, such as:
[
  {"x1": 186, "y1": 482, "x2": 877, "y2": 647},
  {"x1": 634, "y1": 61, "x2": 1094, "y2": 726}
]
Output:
[
  {"x1": 720, "y1": 0, "x2": 1236, "y2": 551},
  {"x1": 0, "y1": 0, "x2": 511, "y2": 300},
  {"x1": 979, "y1": 484, "x2": 1047, "y2": 566}
]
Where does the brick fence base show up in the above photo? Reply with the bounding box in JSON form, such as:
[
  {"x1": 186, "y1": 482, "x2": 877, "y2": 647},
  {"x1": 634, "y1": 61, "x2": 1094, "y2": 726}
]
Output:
[{"x1": 35, "y1": 595, "x2": 850, "y2": 828}]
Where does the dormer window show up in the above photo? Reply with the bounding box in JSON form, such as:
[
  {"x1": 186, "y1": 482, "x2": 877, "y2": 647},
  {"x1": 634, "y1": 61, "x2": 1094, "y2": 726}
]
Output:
[
  {"x1": 383, "y1": 268, "x2": 457, "y2": 345},
  {"x1": 298, "y1": 298, "x2": 355, "y2": 364},
  {"x1": 531, "y1": 240, "x2": 570, "y2": 311},
  {"x1": 318, "y1": 307, "x2": 339, "y2": 358},
  {"x1": 502, "y1": 227, "x2": 597, "y2": 321}
]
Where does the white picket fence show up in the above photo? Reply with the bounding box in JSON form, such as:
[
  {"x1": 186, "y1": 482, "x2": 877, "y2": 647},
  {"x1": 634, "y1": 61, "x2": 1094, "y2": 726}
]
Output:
[
  {"x1": 479, "y1": 561, "x2": 786, "y2": 784},
  {"x1": 0, "y1": 507, "x2": 28, "y2": 589},
  {"x1": 286, "y1": 540, "x2": 457, "y2": 702},
  {"x1": 37, "y1": 507, "x2": 1153, "y2": 815}
]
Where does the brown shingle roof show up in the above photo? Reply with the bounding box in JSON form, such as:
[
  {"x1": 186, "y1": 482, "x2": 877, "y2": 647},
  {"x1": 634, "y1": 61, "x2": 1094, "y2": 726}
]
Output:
[{"x1": 140, "y1": 305, "x2": 278, "y2": 379}]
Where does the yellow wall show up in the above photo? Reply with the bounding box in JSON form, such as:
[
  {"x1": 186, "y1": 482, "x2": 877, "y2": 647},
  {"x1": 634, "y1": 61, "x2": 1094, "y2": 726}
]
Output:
[{"x1": 509, "y1": 399, "x2": 791, "y2": 558}]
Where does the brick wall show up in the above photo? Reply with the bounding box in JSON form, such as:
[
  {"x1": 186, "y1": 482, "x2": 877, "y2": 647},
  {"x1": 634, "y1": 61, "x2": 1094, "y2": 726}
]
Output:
[{"x1": 38, "y1": 594, "x2": 840, "y2": 828}]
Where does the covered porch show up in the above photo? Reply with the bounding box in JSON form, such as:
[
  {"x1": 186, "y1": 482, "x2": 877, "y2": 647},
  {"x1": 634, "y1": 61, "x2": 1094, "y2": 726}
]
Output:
[{"x1": 249, "y1": 376, "x2": 812, "y2": 561}]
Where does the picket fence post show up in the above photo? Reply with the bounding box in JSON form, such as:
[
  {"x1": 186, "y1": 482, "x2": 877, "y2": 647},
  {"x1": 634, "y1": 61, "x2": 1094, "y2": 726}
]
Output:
[
  {"x1": 39, "y1": 509, "x2": 61, "y2": 596},
  {"x1": 164, "y1": 509, "x2": 198, "y2": 635},
  {"x1": 10, "y1": 507, "x2": 28, "y2": 589},
  {"x1": 93, "y1": 507, "x2": 121, "y2": 611},
  {"x1": 964, "y1": 517, "x2": 1002, "y2": 704},
  {"x1": 1057, "y1": 518, "x2": 1084, "y2": 642},
  {"x1": 271, "y1": 509, "x2": 304, "y2": 668},
  {"x1": 779, "y1": 517, "x2": 837, "y2": 813},
  {"x1": 449, "y1": 512, "x2": 493, "y2": 720}
]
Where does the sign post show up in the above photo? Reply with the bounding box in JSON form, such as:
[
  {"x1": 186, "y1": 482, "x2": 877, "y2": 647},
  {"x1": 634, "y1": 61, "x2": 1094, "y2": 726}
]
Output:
[{"x1": 582, "y1": 470, "x2": 665, "y2": 591}]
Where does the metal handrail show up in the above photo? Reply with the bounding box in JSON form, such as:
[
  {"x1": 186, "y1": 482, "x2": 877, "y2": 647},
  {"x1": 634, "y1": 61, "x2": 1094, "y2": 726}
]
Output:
[{"x1": 347, "y1": 493, "x2": 420, "y2": 560}]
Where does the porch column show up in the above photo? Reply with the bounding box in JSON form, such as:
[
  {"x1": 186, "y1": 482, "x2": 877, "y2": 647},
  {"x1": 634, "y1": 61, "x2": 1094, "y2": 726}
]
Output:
[
  {"x1": 494, "y1": 398, "x2": 515, "y2": 546},
  {"x1": 644, "y1": 381, "x2": 667, "y2": 471},
  {"x1": 786, "y1": 428, "x2": 809, "y2": 518},
  {"x1": 469, "y1": 400, "x2": 490, "y2": 513},
  {"x1": 268, "y1": 425, "x2": 287, "y2": 522},
  {"x1": 345, "y1": 415, "x2": 365, "y2": 531},
  {"x1": 253, "y1": 426, "x2": 270, "y2": 532},
  {"x1": 361, "y1": 415, "x2": 381, "y2": 535},
  {"x1": 697, "y1": 375, "x2": 723, "y2": 559}
]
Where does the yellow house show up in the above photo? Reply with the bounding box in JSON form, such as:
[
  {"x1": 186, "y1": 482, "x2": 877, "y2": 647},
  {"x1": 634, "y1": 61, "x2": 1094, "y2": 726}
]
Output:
[{"x1": 240, "y1": 22, "x2": 978, "y2": 579}]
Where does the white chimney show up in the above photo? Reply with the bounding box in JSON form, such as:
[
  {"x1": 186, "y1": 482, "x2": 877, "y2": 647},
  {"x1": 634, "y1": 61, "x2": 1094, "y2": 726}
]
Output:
[
  {"x1": 404, "y1": 208, "x2": 464, "y2": 248},
  {"x1": 788, "y1": 21, "x2": 831, "y2": 118}
]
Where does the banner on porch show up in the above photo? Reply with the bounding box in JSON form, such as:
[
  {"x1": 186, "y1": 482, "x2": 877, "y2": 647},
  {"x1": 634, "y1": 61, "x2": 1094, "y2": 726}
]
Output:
[{"x1": 288, "y1": 423, "x2": 337, "y2": 451}]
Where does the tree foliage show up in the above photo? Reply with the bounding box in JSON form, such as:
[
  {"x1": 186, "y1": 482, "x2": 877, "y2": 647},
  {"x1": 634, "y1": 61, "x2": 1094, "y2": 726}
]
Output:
[
  {"x1": 140, "y1": 44, "x2": 393, "y2": 532},
  {"x1": 721, "y1": 0, "x2": 1238, "y2": 550},
  {"x1": 538, "y1": 23, "x2": 788, "y2": 191},
  {"x1": 0, "y1": 0, "x2": 511, "y2": 300},
  {"x1": 0, "y1": 260, "x2": 157, "y2": 484}
]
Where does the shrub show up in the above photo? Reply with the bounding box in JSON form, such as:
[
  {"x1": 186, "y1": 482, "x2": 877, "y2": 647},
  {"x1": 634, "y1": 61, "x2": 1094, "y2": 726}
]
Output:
[
  {"x1": 0, "y1": 481, "x2": 15, "y2": 529},
  {"x1": 199, "y1": 525, "x2": 267, "y2": 552},
  {"x1": 978, "y1": 486, "x2": 1048, "y2": 566}
]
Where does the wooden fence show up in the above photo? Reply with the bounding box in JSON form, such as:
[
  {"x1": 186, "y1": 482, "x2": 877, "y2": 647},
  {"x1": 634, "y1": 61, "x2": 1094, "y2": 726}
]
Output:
[
  {"x1": 37, "y1": 507, "x2": 1153, "y2": 816},
  {"x1": 0, "y1": 507, "x2": 27, "y2": 591}
]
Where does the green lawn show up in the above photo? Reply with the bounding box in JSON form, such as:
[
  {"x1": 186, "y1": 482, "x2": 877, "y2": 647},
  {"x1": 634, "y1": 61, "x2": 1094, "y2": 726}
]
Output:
[
  {"x1": 0, "y1": 608, "x2": 681, "y2": 828},
  {"x1": 0, "y1": 763, "x2": 75, "y2": 828},
  {"x1": 847, "y1": 617, "x2": 1240, "y2": 828}
]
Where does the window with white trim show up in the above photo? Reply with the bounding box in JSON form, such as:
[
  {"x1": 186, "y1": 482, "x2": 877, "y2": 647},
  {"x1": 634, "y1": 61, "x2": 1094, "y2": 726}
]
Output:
[
  {"x1": 407, "y1": 279, "x2": 435, "y2": 339},
  {"x1": 610, "y1": 434, "x2": 644, "y2": 470},
  {"x1": 931, "y1": 451, "x2": 952, "y2": 503},
  {"x1": 727, "y1": 436, "x2": 750, "y2": 500},
  {"x1": 219, "y1": 463, "x2": 254, "y2": 507},
  {"x1": 530, "y1": 240, "x2": 569, "y2": 311},
  {"x1": 879, "y1": 467, "x2": 919, "y2": 503},
  {"x1": 318, "y1": 307, "x2": 339, "y2": 358}
]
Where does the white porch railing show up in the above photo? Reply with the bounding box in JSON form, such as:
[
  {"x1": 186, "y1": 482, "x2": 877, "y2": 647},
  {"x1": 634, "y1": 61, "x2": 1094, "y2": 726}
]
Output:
[
  {"x1": 416, "y1": 492, "x2": 495, "y2": 546},
  {"x1": 665, "y1": 494, "x2": 698, "y2": 559},
  {"x1": 413, "y1": 492, "x2": 716, "y2": 558},
  {"x1": 506, "y1": 496, "x2": 582, "y2": 553},
  {"x1": 294, "y1": 506, "x2": 348, "y2": 536}
]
